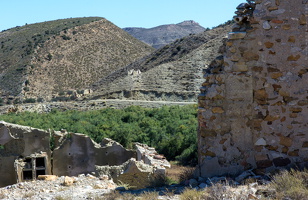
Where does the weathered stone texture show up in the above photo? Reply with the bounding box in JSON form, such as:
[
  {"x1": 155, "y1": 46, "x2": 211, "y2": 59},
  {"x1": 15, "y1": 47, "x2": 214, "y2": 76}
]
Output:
[
  {"x1": 0, "y1": 122, "x2": 51, "y2": 187},
  {"x1": 198, "y1": 0, "x2": 308, "y2": 178}
]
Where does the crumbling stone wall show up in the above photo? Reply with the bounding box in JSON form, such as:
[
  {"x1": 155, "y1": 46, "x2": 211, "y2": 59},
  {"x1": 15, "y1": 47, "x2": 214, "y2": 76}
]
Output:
[
  {"x1": 52, "y1": 134, "x2": 136, "y2": 176},
  {"x1": 0, "y1": 122, "x2": 170, "y2": 188},
  {"x1": 0, "y1": 122, "x2": 51, "y2": 187},
  {"x1": 198, "y1": 0, "x2": 308, "y2": 178}
]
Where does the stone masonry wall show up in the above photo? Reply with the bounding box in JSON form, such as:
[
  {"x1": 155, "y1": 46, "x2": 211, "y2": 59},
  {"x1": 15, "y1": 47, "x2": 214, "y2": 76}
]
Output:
[{"x1": 198, "y1": 0, "x2": 308, "y2": 178}]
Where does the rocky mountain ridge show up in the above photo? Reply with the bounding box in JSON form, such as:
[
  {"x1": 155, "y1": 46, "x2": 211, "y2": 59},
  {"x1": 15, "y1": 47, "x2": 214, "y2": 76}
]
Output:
[
  {"x1": 91, "y1": 22, "x2": 232, "y2": 102},
  {"x1": 123, "y1": 20, "x2": 207, "y2": 49},
  {"x1": 0, "y1": 17, "x2": 154, "y2": 102}
]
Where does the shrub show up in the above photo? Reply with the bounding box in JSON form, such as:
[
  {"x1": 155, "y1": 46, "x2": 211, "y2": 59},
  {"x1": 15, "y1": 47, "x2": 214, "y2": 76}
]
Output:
[
  {"x1": 47, "y1": 53, "x2": 52, "y2": 61},
  {"x1": 61, "y1": 35, "x2": 71, "y2": 40},
  {"x1": 179, "y1": 188, "x2": 205, "y2": 200},
  {"x1": 23, "y1": 98, "x2": 36, "y2": 103},
  {"x1": 0, "y1": 105, "x2": 198, "y2": 164},
  {"x1": 270, "y1": 169, "x2": 308, "y2": 199}
]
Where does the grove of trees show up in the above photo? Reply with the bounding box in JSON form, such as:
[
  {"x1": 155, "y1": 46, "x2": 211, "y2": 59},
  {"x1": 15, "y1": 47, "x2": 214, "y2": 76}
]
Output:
[{"x1": 0, "y1": 105, "x2": 198, "y2": 165}]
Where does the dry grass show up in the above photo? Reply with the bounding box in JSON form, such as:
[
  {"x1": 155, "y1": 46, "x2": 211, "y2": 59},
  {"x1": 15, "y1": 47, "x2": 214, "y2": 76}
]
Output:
[
  {"x1": 166, "y1": 161, "x2": 195, "y2": 183},
  {"x1": 137, "y1": 191, "x2": 159, "y2": 200},
  {"x1": 270, "y1": 169, "x2": 308, "y2": 200},
  {"x1": 179, "y1": 188, "x2": 205, "y2": 200}
]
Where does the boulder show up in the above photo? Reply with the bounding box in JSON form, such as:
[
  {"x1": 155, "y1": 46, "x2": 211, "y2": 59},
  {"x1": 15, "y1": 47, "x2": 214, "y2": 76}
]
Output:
[{"x1": 96, "y1": 158, "x2": 163, "y2": 189}]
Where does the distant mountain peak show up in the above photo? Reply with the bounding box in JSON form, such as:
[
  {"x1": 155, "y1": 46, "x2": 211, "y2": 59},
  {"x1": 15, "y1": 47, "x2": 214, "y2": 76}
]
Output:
[
  {"x1": 123, "y1": 20, "x2": 206, "y2": 49},
  {"x1": 177, "y1": 20, "x2": 200, "y2": 26}
]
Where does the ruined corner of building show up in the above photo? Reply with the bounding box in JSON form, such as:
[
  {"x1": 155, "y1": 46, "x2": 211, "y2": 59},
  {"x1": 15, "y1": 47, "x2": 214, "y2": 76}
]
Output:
[
  {"x1": 197, "y1": 0, "x2": 308, "y2": 178},
  {"x1": 0, "y1": 121, "x2": 170, "y2": 189}
]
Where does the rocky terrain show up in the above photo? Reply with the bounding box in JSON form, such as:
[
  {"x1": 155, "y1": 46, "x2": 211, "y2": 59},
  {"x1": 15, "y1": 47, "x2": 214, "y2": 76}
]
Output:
[
  {"x1": 0, "y1": 17, "x2": 154, "y2": 102},
  {"x1": 0, "y1": 171, "x2": 274, "y2": 200},
  {"x1": 91, "y1": 22, "x2": 232, "y2": 102},
  {"x1": 123, "y1": 20, "x2": 206, "y2": 49}
]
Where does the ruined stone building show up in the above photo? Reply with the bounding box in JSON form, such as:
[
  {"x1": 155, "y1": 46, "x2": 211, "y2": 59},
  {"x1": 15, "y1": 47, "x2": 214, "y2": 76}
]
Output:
[
  {"x1": 0, "y1": 121, "x2": 170, "y2": 188},
  {"x1": 198, "y1": 0, "x2": 308, "y2": 177}
]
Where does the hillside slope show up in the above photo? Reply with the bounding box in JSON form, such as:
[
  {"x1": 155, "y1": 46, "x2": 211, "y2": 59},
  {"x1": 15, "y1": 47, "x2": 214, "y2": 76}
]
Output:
[
  {"x1": 124, "y1": 20, "x2": 206, "y2": 49},
  {"x1": 91, "y1": 23, "x2": 232, "y2": 102},
  {"x1": 0, "y1": 17, "x2": 154, "y2": 102}
]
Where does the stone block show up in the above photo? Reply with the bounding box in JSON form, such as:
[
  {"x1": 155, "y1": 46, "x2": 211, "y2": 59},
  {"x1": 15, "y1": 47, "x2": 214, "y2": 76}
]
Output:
[
  {"x1": 299, "y1": 14, "x2": 307, "y2": 25},
  {"x1": 273, "y1": 157, "x2": 291, "y2": 167},
  {"x1": 37, "y1": 175, "x2": 58, "y2": 181},
  {"x1": 271, "y1": 72, "x2": 283, "y2": 79},
  {"x1": 280, "y1": 136, "x2": 292, "y2": 147},
  {"x1": 255, "y1": 138, "x2": 267, "y2": 146},
  {"x1": 264, "y1": 41, "x2": 274, "y2": 48},
  {"x1": 212, "y1": 107, "x2": 224, "y2": 114},
  {"x1": 287, "y1": 55, "x2": 301, "y2": 61},
  {"x1": 263, "y1": 21, "x2": 271, "y2": 29},
  {"x1": 228, "y1": 32, "x2": 247, "y2": 40},
  {"x1": 243, "y1": 52, "x2": 260, "y2": 61},
  {"x1": 233, "y1": 62, "x2": 249, "y2": 72},
  {"x1": 288, "y1": 36, "x2": 296, "y2": 43},
  {"x1": 256, "y1": 160, "x2": 273, "y2": 168}
]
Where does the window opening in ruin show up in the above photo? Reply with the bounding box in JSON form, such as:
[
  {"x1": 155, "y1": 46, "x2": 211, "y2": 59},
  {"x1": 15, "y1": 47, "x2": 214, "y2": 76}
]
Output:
[
  {"x1": 36, "y1": 169, "x2": 46, "y2": 177},
  {"x1": 24, "y1": 158, "x2": 32, "y2": 169},
  {"x1": 22, "y1": 170, "x2": 33, "y2": 180},
  {"x1": 36, "y1": 157, "x2": 45, "y2": 168},
  {"x1": 0, "y1": 144, "x2": 4, "y2": 150},
  {"x1": 15, "y1": 153, "x2": 49, "y2": 183}
]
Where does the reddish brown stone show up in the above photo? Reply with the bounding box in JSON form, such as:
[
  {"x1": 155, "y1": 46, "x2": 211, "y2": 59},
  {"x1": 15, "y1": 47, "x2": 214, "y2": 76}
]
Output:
[
  {"x1": 219, "y1": 139, "x2": 227, "y2": 144},
  {"x1": 268, "y1": 67, "x2": 280, "y2": 72},
  {"x1": 287, "y1": 55, "x2": 301, "y2": 61},
  {"x1": 255, "y1": 154, "x2": 268, "y2": 161},
  {"x1": 299, "y1": 14, "x2": 307, "y2": 25},
  {"x1": 280, "y1": 136, "x2": 292, "y2": 147},
  {"x1": 202, "y1": 151, "x2": 216, "y2": 157},
  {"x1": 264, "y1": 41, "x2": 274, "y2": 48},
  {"x1": 272, "y1": 101, "x2": 284, "y2": 106},
  {"x1": 264, "y1": 115, "x2": 280, "y2": 121},
  {"x1": 268, "y1": 6, "x2": 278, "y2": 11},
  {"x1": 243, "y1": 52, "x2": 260, "y2": 61},
  {"x1": 302, "y1": 142, "x2": 308, "y2": 148},
  {"x1": 271, "y1": 72, "x2": 283, "y2": 79},
  {"x1": 280, "y1": 116, "x2": 286, "y2": 122},
  {"x1": 289, "y1": 113, "x2": 297, "y2": 118},
  {"x1": 255, "y1": 89, "x2": 268, "y2": 102},
  {"x1": 282, "y1": 146, "x2": 289, "y2": 153},
  {"x1": 288, "y1": 36, "x2": 296, "y2": 43},
  {"x1": 252, "y1": 66, "x2": 263, "y2": 72},
  {"x1": 269, "y1": 50, "x2": 276, "y2": 55},
  {"x1": 273, "y1": 157, "x2": 291, "y2": 167},
  {"x1": 279, "y1": 90, "x2": 290, "y2": 97},
  {"x1": 271, "y1": 19, "x2": 283, "y2": 24},
  {"x1": 265, "y1": 145, "x2": 278, "y2": 151},
  {"x1": 282, "y1": 24, "x2": 291, "y2": 30},
  {"x1": 288, "y1": 150, "x2": 299, "y2": 156},
  {"x1": 289, "y1": 107, "x2": 302, "y2": 113},
  {"x1": 200, "y1": 129, "x2": 217, "y2": 138},
  {"x1": 210, "y1": 116, "x2": 217, "y2": 121},
  {"x1": 256, "y1": 160, "x2": 273, "y2": 168},
  {"x1": 272, "y1": 84, "x2": 282, "y2": 92},
  {"x1": 212, "y1": 107, "x2": 224, "y2": 114},
  {"x1": 298, "y1": 100, "x2": 308, "y2": 106}
]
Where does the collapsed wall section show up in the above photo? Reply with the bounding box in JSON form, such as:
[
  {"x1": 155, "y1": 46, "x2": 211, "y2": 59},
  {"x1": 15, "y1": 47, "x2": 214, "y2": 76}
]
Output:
[
  {"x1": 198, "y1": 0, "x2": 308, "y2": 178},
  {"x1": 0, "y1": 122, "x2": 51, "y2": 187}
]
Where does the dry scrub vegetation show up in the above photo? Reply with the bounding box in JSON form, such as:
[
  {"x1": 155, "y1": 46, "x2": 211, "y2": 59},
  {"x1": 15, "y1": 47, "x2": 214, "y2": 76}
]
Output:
[{"x1": 98, "y1": 168, "x2": 308, "y2": 200}]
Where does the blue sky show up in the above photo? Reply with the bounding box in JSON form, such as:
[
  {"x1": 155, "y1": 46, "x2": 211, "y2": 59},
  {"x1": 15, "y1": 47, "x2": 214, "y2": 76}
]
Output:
[{"x1": 1, "y1": 0, "x2": 245, "y2": 31}]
